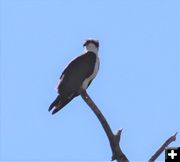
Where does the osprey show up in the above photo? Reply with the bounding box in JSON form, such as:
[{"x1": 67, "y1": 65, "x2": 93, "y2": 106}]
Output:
[{"x1": 49, "y1": 39, "x2": 100, "y2": 114}]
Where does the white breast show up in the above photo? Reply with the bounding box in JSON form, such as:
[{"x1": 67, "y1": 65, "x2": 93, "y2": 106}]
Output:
[{"x1": 82, "y1": 56, "x2": 99, "y2": 89}]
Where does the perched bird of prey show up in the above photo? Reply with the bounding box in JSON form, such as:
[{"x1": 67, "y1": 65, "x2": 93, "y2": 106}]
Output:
[{"x1": 49, "y1": 39, "x2": 100, "y2": 114}]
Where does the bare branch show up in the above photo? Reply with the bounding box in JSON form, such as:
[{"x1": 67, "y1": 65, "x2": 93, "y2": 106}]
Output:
[
  {"x1": 80, "y1": 89, "x2": 129, "y2": 162},
  {"x1": 148, "y1": 132, "x2": 178, "y2": 162},
  {"x1": 80, "y1": 89, "x2": 178, "y2": 162}
]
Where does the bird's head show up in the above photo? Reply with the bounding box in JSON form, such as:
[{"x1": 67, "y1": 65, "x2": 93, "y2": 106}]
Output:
[{"x1": 83, "y1": 38, "x2": 99, "y2": 54}]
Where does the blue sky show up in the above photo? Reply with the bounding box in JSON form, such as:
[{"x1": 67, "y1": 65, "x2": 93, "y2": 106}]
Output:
[{"x1": 1, "y1": 0, "x2": 180, "y2": 161}]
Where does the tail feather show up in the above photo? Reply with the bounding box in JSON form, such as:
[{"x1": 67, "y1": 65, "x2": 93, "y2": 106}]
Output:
[
  {"x1": 48, "y1": 95, "x2": 61, "y2": 112},
  {"x1": 49, "y1": 95, "x2": 73, "y2": 115}
]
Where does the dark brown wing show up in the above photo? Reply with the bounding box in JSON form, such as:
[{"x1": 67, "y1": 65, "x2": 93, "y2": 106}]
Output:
[{"x1": 57, "y1": 51, "x2": 97, "y2": 96}]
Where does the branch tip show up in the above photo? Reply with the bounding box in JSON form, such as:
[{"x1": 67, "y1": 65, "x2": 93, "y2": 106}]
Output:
[{"x1": 148, "y1": 132, "x2": 178, "y2": 162}]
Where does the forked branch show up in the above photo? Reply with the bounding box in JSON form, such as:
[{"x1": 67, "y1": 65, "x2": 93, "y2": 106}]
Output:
[
  {"x1": 80, "y1": 89, "x2": 129, "y2": 162},
  {"x1": 80, "y1": 89, "x2": 177, "y2": 162}
]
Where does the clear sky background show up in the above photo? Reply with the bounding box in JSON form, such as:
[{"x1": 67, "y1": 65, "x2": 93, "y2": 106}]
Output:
[{"x1": 1, "y1": 0, "x2": 180, "y2": 161}]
